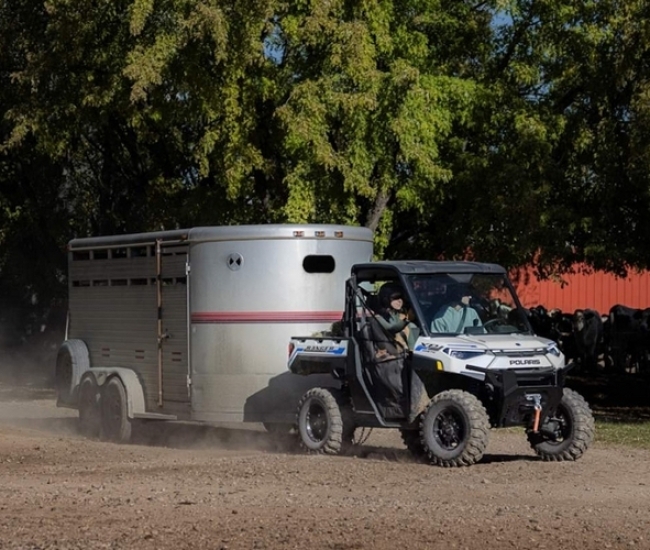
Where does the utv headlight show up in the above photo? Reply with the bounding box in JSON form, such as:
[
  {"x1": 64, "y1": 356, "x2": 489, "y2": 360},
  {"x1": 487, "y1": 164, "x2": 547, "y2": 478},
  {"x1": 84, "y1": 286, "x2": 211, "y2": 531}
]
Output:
[
  {"x1": 443, "y1": 348, "x2": 486, "y2": 361},
  {"x1": 545, "y1": 342, "x2": 561, "y2": 357}
]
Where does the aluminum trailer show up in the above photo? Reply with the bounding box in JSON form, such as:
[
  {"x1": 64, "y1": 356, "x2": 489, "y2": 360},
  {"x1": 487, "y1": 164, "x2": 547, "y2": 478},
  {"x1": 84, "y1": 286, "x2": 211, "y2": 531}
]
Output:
[{"x1": 55, "y1": 224, "x2": 373, "y2": 440}]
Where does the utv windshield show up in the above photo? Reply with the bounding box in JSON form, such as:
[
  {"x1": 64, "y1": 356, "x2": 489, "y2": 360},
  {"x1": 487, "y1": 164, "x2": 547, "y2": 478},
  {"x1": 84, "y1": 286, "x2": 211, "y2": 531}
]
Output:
[{"x1": 406, "y1": 272, "x2": 531, "y2": 336}]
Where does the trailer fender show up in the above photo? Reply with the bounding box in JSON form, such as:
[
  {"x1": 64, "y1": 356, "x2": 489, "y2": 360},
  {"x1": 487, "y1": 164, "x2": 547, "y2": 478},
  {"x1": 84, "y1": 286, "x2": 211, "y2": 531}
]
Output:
[
  {"x1": 55, "y1": 339, "x2": 90, "y2": 407},
  {"x1": 90, "y1": 368, "x2": 147, "y2": 418}
]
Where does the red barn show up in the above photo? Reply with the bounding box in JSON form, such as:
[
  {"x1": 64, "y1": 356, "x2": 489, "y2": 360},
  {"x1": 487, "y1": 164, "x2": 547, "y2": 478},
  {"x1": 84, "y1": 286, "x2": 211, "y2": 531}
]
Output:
[{"x1": 512, "y1": 265, "x2": 650, "y2": 314}]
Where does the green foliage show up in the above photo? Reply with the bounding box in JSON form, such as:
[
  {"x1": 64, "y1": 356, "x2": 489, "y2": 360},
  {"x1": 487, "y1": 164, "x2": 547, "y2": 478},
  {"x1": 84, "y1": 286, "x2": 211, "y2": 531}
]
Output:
[
  {"x1": 3, "y1": 0, "x2": 650, "y2": 314},
  {"x1": 274, "y1": 0, "x2": 489, "y2": 256}
]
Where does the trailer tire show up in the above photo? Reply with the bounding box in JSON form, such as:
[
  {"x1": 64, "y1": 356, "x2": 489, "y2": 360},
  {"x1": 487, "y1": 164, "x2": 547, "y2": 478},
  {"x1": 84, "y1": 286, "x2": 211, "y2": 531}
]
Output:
[
  {"x1": 101, "y1": 377, "x2": 132, "y2": 443},
  {"x1": 78, "y1": 377, "x2": 101, "y2": 439},
  {"x1": 420, "y1": 390, "x2": 490, "y2": 467},
  {"x1": 296, "y1": 388, "x2": 354, "y2": 455},
  {"x1": 55, "y1": 340, "x2": 90, "y2": 406},
  {"x1": 527, "y1": 388, "x2": 595, "y2": 461}
]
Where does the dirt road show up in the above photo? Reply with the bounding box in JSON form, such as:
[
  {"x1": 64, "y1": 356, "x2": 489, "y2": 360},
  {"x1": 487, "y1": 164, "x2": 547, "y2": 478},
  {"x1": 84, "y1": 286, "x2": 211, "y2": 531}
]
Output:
[{"x1": 0, "y1": 385, "x2": 649, "y2": 550}]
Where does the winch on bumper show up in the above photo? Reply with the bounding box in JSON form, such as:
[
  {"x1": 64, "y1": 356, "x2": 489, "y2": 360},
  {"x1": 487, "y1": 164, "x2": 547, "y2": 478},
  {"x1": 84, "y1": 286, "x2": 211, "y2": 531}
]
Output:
[{"x1": 466, "y1": 364, "x2": 568, "y2": 430}]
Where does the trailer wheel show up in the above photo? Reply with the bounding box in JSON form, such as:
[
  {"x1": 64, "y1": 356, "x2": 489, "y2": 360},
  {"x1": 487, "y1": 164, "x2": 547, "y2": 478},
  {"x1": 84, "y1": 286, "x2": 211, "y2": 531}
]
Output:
[
  {"x1": 296, "y1": 388, "x2": 354, "y2": 455},
  {"x1": 78, "y1": 377, "x2": 101, "y2": 439},
  {"x1": 101, "y1": 377, "x2": 132, "y2": 443},
  {"x1": 527, "y1": 388, "x2": 595, "y2": 461},
  {"x1": 420, "y1": 390, "x2": 490, "y2": 467},
  {"x1": 55, "y1": 340, "x2": 90, "y2": 406}
]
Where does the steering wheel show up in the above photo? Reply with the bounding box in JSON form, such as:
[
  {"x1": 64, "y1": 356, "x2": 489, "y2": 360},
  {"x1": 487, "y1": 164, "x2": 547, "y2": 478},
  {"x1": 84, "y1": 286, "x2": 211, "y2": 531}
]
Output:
[{"x1": 483, "y1": 318, "x2": 507, "y2": 333}]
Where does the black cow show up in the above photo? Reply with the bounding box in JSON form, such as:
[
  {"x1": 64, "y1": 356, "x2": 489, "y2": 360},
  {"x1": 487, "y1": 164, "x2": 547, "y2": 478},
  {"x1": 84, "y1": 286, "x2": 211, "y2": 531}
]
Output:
[
  {"x1": 571, "y1": 309, "x2": 604, "y2": 373},
  {"x1": 606, "y1": 304, "x2": 650, "y2": 373},
  {"x1": 526, "y1": 305, "x2": 555, "y2": 340},
  {"x1": 549, "y1": 308, "x2": 577, "y2": 364},
  {"x1": 526, "y1": 306, "x2": 571, "y2": 345}
]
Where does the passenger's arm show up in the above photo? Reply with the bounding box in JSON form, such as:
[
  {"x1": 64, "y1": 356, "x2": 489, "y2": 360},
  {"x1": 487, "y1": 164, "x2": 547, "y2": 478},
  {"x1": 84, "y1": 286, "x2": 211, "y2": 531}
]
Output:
[{"x1": 376, "y1": 312, "x2": 408, "y2": 334}]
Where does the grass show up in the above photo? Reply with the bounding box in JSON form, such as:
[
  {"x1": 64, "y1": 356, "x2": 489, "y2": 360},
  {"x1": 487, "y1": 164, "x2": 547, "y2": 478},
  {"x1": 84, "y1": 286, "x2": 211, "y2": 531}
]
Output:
[
  {"x1": 564, "y1": 373, "x2": 650, "y2": 449},
  {"x1": 594, "y1": 418, "x2": 650, "y2": 449}
]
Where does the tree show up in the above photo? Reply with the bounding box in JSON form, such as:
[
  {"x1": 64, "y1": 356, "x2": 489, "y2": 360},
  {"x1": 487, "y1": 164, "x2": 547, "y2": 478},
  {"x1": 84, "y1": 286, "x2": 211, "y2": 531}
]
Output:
[
  {"x1": 395, "y1": 0, "x2": 650, "y2": 276},
  {"x1": 274, "y1": 0, "x2": 492, "y2": 254}
]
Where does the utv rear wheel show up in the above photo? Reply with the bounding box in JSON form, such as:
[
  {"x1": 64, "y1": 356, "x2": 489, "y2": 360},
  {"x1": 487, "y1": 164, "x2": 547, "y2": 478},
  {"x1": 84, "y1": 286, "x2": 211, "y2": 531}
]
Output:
[
  {"x1": 527, "y1": 388, "x2": 595, "y2": 461},
  {"x1": 420, "y1": 390, "x2": 490, "y2": 467},
  {"x1": 296, "y1": 388, "x2": 354, "y2": 455}
]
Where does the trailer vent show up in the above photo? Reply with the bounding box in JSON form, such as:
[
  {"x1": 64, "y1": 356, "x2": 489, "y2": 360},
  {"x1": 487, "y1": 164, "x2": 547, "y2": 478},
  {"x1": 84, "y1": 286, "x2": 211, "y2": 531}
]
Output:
[
  {"x1": 227, "y1": 253, "x2": 243, "y2": 271},
  {"x1": 303, "y1": 255, "x2": 335, "y2": 273}
]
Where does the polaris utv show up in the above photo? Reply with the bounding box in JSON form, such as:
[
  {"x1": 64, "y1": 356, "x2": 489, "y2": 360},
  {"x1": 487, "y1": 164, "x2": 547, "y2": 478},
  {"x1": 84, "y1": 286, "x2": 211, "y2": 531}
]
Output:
[{"x1": 288, "y1": 261, "x2": 594, "y2": 467}]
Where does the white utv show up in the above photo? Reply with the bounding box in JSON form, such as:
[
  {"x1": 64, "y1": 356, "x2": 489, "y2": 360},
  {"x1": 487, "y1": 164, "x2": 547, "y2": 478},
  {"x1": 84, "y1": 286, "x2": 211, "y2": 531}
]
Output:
[{"x1": 288, "y1": 261, "x2": 595, "y2": 467}]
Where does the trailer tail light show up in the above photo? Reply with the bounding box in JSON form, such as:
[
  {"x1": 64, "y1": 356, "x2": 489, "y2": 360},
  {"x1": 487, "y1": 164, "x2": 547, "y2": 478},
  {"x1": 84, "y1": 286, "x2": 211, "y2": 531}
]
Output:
[
  {"x1": 293, "y1": 231, "x2": 304, "y2": 237},
  {"x1": 334, "y1": 231, "x2": 344, "y2": 238},
  {"x1": 288, "y1": 342, "x2": 295, "y2": 357}
]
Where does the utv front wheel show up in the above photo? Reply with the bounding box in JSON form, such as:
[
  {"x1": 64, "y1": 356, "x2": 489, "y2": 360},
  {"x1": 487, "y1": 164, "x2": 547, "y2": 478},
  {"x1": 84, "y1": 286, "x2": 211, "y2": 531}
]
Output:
[
  {"x1": 296, "y1": 388, "x2": 354, "y2": 455},
  {"x1": 527, "y1": 388, "x2": 595, "y2": 461},
  {"x1": 420, "y1": 390, "x2": 490, "y2": 467}
]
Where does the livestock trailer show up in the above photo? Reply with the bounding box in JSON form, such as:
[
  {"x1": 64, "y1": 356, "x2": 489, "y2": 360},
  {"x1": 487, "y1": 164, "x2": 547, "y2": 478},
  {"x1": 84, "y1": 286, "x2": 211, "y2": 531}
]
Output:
[{"x1": 55, "y1": 224, "x2": 373, "y2": 441}]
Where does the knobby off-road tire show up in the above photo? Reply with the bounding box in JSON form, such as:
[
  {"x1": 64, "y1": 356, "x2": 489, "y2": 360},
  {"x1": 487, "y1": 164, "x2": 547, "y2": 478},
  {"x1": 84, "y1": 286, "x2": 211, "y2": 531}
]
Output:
[
  {"x1": 78, "y1": 377, "x2": 101, "y2": 439},
  {"x1": 101, "y1": 377, "x2": 132, "y2": 443},
  {"x1": 420, "y1": 390, "x2": 490, "y2": 467},
  {"x1": 296, "y1": 388, "x2": 355, "y2": 455},
  {"x1": 527, "y1": 388, "x2": 595, "y2": 461}
]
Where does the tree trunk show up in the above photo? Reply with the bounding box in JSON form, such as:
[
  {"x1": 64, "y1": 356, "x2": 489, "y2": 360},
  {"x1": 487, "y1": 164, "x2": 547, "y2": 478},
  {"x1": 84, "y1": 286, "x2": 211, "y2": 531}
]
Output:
[{"x1": 366, "y1": 189, "x2": 390, "y2": 232}]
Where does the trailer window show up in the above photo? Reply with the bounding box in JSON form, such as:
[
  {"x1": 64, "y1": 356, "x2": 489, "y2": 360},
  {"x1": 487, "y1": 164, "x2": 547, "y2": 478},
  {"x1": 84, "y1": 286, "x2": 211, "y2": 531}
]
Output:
[
  {"x1": 112, "y1": 248, "x2": 128, "y2": 259},
  {"x1": 303, "y1": 255, "x2": 335, "y2": 273},
  {"x1": 92, "y1": 250, "x2": 108, "y2": 260}
]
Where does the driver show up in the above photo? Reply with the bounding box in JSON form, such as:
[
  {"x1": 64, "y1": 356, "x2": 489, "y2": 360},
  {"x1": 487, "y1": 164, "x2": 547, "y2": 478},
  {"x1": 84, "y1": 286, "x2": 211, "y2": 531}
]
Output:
[{"x1": 430, "y1": 286, "x2": 482, "y2": 333}]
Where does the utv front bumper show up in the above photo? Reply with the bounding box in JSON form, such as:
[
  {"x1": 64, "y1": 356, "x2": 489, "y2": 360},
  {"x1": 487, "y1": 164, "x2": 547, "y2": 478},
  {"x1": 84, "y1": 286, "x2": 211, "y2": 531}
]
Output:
[{"x1": 467, "y1": 365, "x2": 570, "y2": 429}]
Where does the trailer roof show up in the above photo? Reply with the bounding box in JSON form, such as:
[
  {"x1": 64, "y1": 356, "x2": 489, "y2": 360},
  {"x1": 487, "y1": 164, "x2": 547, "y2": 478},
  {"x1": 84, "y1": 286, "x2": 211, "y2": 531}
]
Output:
[
  {"x1": 352, "y1": 261, "x2": 507, "y2": 277},
  {"x1": 68, "y1": 224, "x2": 373, "y2": 249}
]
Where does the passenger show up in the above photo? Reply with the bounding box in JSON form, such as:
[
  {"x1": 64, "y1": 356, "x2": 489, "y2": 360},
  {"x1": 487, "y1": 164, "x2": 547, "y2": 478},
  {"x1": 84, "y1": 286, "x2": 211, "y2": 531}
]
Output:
[
  {"x1": 375, "y1": 285, "x2": 420, "y2": 350},
  {"x1": 431, "y1": 286, "x2": 482, "y2": 333}
]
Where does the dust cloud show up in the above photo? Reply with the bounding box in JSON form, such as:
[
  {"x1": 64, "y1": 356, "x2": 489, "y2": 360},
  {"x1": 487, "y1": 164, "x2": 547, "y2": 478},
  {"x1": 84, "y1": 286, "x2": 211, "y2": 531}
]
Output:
[{"x1": 0, "y1": 333, "x2": 299, "y2": 456}]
